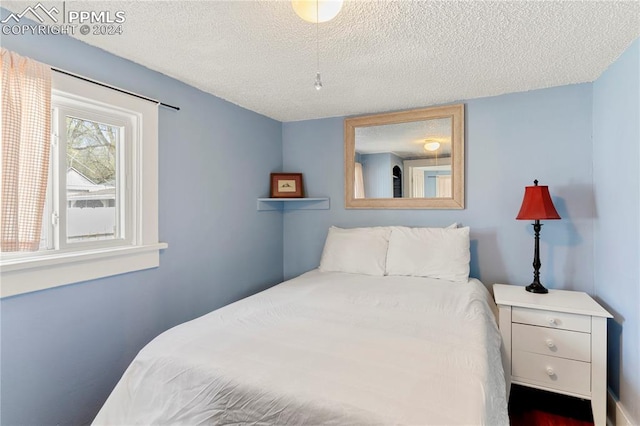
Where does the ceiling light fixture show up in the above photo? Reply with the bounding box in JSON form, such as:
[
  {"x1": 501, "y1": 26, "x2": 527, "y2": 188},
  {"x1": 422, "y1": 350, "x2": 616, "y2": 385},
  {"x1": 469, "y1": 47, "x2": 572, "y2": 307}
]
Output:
[
  {"x1": 292, "y1": 0, "x2": 343, "y2": 23},
  {"x1": 292, "y1": 0, "x2": 343, "y2": 90},
  {"x1": 424, "y1": 141, "x2": 441, "y2": 151}
]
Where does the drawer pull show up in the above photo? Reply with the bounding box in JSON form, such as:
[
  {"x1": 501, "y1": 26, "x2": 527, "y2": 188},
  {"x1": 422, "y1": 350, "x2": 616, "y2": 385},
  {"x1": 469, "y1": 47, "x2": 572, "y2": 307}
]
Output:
[
  {"x1": 546, "y1": 367, "x2": 555, "y2": 377},
  {"x1": 546, "y1": 339, "x2": 555, "y2": 348},
  {"x1": 547, "y1": 318, "x2": 557, "y2": 326}
]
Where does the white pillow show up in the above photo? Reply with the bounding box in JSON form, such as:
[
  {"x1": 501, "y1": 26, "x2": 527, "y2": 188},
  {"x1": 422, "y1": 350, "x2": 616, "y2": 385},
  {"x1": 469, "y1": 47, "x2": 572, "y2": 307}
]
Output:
[
  {"x1": 319, "y1": 226, "x2": 391, "y2": 276},
  {"x1": 385, "y1": 226, "x2": 470, "y2": 282}
]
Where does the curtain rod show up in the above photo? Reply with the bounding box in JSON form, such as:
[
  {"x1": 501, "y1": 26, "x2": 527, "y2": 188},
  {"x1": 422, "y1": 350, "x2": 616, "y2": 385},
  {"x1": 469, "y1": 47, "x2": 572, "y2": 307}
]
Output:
[{"x1": 51, "y1": 68, "x2": 180, "y2": 111}]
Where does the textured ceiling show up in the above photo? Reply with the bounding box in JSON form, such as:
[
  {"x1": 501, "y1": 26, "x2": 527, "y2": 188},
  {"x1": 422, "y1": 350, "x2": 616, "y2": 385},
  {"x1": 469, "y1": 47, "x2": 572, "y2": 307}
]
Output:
[
  {"x1": 4, "y1": 1, "x2": 639, "y2": 122},
  {"x1": 356, "y1": 118, "x2": 452, "y2": 158}
]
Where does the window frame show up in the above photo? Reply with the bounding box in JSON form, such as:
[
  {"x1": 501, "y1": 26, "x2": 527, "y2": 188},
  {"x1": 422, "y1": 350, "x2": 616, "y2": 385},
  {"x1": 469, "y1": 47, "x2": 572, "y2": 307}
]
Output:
[
  {"x1": 54, "y1": 97, "x2": 132, "y2": 250},
  {"x1": 1, "y1": 72, "x2": 166, "y2": 298}
]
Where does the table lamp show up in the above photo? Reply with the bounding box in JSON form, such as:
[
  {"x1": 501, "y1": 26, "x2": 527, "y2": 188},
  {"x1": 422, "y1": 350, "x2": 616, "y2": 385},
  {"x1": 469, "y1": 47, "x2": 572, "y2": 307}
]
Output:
[{"x1": 516, "y1": 180, "x2": 561, "y2": 294}]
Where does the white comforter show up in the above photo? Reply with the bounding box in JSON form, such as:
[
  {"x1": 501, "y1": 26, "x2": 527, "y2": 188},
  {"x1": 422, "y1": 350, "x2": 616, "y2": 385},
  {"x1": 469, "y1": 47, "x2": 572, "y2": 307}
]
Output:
[{"x1": 94, "y1": 270, "x2": 508, "y2": 425}]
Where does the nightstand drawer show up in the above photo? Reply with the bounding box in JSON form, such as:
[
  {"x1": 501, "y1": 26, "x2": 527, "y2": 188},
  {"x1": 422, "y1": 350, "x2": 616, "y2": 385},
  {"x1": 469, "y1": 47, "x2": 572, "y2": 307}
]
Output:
[
  {"x1": 512, "y1": 323, "x2": 591, "y2": 362},
  {"x1": 512, "y1": 350, "x2": 591, "y2": 396},
  {"x1": 512, "y1": 306, "x2": 591, "y2": 332}
]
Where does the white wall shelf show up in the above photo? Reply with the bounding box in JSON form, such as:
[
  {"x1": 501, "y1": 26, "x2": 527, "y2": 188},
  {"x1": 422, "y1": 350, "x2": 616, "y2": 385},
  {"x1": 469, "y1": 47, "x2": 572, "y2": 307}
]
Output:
[{"x1": 257, "y1": 197, "x2": 330, "y2": 211}]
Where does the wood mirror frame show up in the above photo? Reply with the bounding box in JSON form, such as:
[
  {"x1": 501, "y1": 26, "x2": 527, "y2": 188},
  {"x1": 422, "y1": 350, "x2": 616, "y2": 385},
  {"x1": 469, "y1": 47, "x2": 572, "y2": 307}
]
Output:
[{"x1": 344, "y1": 104, "x2": 465, "y2": 209}]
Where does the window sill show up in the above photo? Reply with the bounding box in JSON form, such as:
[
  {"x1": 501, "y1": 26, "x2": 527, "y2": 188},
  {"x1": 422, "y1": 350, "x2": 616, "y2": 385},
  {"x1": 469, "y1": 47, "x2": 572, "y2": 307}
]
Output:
[{"x1": 0, "y1": 242, "x2": 168, "y2": 298}]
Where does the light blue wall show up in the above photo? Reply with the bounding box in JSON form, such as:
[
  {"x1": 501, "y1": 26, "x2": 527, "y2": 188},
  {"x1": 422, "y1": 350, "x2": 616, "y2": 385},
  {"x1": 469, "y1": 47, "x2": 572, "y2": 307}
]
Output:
[
  {"x1": 283, "y1": 85, "x2": 594, "y2": 291},
  {"x1": 593, "y1": 39, "x2": 640, "y2": 423},
  {"x1": 0, "y1": 11, "x2": 284, "y2": 425},
  {"x1": 360, "y1": 152, "x2": 393, "y2": 198}
]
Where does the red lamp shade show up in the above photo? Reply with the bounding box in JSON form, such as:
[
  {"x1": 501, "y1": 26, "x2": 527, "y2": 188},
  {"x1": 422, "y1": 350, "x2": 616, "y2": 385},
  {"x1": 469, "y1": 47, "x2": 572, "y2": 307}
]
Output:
[{"x1": 516, "y1": 180, "x2": 561, "y2": 220}]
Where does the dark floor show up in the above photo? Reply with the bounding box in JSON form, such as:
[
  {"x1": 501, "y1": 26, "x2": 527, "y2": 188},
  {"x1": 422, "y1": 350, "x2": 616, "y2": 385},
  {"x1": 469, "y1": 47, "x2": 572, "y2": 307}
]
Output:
[{"x1": 509, "y1": 385, "x2": 594, "y2": 426}]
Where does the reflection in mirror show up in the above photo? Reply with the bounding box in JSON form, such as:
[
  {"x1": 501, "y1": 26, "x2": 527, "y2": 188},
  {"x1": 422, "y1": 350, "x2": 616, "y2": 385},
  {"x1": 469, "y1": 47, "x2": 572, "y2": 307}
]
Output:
[
  {"x1": 345, "y1": 104, "x2": 464, "y2": 209},
  {"x1": 356, "y1": 118, "x2": 452, "y2": 199}
]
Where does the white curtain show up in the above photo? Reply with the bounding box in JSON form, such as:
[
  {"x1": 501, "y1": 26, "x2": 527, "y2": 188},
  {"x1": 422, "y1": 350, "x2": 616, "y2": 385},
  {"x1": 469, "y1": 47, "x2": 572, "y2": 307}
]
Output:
[
  {"x1": 1, "y1": 48, "x2": 51, "y2": 251},
  {"x1": 354, "y1": 162, "x2": 365, "y2": 198},
  {"x1": 436, "y1": 175, "x2": 452, "y2": 198}
]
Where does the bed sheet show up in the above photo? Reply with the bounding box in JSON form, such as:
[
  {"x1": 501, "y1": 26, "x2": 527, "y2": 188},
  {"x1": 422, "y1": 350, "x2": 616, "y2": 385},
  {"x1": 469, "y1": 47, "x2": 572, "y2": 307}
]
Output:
[{"x1": 94, "y1": 270, "x2": 508, "y2": 425}]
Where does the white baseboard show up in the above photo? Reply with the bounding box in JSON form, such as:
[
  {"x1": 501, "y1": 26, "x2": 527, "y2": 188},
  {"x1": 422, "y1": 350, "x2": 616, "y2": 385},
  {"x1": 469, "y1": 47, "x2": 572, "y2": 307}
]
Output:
[{"x1": 607, "y1": 389, "x2": 637, "y2": 426}]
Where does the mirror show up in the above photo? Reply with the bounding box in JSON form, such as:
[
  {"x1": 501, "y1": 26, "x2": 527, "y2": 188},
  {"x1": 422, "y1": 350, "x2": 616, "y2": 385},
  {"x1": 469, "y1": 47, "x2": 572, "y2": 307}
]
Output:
[{"x1": 345, "y1": 104, "x2": 464, "y2": 209}]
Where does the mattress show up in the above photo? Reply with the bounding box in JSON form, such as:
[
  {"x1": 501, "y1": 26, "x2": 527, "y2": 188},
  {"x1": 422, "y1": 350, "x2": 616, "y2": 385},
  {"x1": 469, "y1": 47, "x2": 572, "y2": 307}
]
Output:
[{"x1": 94, "y1": 270, "x2": 509, "y2": 425}]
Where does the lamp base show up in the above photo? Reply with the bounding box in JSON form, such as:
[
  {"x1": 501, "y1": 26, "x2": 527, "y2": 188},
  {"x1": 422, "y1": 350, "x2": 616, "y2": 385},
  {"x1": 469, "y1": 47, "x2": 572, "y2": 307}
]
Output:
[{"x1": 526, "y1": 282, "x2": 549, "y2": 294}]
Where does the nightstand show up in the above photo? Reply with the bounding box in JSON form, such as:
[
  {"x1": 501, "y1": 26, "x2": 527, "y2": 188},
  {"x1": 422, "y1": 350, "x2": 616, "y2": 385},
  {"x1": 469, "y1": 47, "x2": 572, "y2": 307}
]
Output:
[{"x1": 493, "y1": 284, "x2": 612, "y2": 426}]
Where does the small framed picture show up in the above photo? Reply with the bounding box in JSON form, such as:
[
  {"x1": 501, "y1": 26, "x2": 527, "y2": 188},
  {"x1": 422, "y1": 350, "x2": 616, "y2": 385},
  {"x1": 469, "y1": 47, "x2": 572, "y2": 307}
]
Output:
[{"x1": 270, "y1": 173, "x2": 304, "y2": 198}]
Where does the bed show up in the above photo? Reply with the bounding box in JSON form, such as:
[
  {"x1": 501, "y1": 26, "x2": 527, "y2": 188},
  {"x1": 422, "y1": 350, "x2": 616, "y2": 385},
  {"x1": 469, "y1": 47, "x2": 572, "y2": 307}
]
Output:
[{"x1": 94, "y1": 226, "x2": 509, "y2": 425}]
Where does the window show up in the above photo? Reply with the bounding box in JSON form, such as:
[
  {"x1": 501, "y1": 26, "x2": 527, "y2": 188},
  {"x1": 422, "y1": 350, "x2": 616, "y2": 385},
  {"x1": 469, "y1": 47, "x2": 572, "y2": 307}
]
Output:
[
  {"x1": 1, "y1": 71, "x2": 166, "y2": 297},
  {"x1": 44, "y1": 92, "x2": 132, "y2": 250}
]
